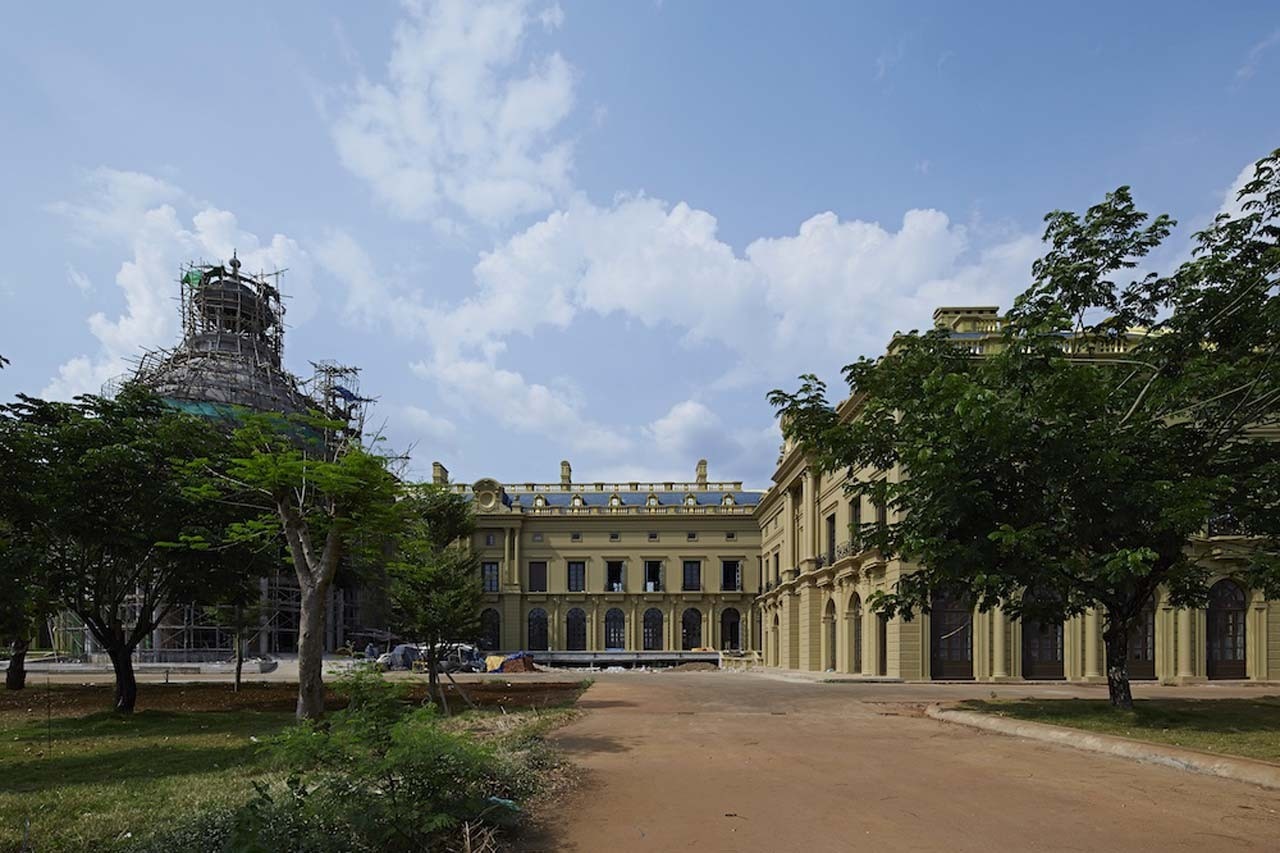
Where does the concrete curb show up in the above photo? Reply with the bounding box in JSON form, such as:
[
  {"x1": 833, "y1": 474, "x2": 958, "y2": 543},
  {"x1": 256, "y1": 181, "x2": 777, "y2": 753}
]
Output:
[{"x1": 926, "y1": 705, "x2": 1280, "y2": 790}]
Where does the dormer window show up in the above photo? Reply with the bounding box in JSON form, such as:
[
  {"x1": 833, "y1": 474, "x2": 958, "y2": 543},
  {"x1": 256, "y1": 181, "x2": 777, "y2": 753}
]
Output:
[
  {"x1": 646, "y1": 493, "x2": 659, "y2": 507},
  {"x1": 533, "y1": 495, "x2": 546, "y2": 508},
  {"x1": 684, "y1": 494, "x2": 698, "y2": 506},
  {"x1": 609, "y1": 493, "x2": 622, "y2": 508},
  {"x1": 572, "y1": 495, "x2": 583, "y2": 508},
  {"x1": 722, "y1": 494, "x2": 735, "y2": 506}
]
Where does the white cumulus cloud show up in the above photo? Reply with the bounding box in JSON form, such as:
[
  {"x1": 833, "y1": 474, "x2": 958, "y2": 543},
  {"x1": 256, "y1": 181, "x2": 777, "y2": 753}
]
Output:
[
  {"x1": 332, "y1": 0, "x2": 576, "y2": 229},
  {"x1": 44, "y1": 169, "x2": 313, "y2": 400}
]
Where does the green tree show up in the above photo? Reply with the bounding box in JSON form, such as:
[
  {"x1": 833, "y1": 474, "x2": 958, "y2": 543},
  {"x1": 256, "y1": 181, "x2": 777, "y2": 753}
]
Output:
[
  {"x1": 0, "y1": 388, "x2": 244, "y2": 711},
  {"x1": 0, "y1": 526, "x2": 48, "y2": 690},
  {"x1": 770, "y1": 149, "x2": 1280, "y2": 708},
  {"x1": 196, "y1": 411, "x2": 401, "y2": 720},
  {"x1": 387, "y1": 487, "x2": 481, "y2": 711},
  {"x1": 0, "y1": 400, "x2": 49, "y2": 691}
]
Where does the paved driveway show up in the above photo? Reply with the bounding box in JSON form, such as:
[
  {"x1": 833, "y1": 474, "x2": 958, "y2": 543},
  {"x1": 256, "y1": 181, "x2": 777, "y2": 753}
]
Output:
[{"x1": 519, "y1": 671, "x2": 1280, "y2": 852}]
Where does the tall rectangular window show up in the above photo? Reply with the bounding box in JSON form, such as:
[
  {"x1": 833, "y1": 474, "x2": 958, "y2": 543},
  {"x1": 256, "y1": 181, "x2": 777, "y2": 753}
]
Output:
[
  {"x1": 682, "y1": 560, "x2": 701, "y2": 592},
  {"x1": 773, "y1": 552, "x2": 780, "y2": 583},
  {"x1": 606, "y1": 560, "x2": 625, "y2": 592},
  {"x1": 481, "y1": 561, "x2": 500, "y2": 593},
  {"x1": 567, "y1": 560, "x2": 586, "y2": 592},
  {"x1": 851, "y1": 498, "x2": 862, "y2": 539},
  {"x1": 826, "y1": 514, "x2": 837, "y2": 562},
  {"x1": 644, "y1": 560, "x2": 663, "y2": 591},
  {"x1": 875, "y1": 499, "x2": 888, "y2": 527},
  {"x1": 528, "y1": 561, "x2": 547, "y2": 593},
  {"x1": 721, "y1": 560, "x2": 741, "y2": 591}
]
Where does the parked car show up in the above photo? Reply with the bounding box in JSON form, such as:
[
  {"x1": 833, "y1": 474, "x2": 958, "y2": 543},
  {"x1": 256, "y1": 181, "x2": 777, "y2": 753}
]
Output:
[{"x1": 376, "y1": 643, "x2": 422, "y2": 671}]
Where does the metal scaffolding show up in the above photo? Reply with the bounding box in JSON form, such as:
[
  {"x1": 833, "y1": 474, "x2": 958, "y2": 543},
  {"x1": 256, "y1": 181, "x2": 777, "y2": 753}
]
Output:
[{"x1": 85, "y1": 254, "x2": 388, "y2": 663}]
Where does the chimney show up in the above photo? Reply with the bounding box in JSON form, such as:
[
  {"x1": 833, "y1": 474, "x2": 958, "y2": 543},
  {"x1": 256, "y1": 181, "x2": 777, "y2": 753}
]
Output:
[
  {"x1": 560, "y1": 460, "x2": 572, "y2": 486},
  {"x1": 696, "y1": 458, "x2": 708, "y2": 487},
  {"x1": 431, "y1": 461, "x2": 449, "y2": 485}
]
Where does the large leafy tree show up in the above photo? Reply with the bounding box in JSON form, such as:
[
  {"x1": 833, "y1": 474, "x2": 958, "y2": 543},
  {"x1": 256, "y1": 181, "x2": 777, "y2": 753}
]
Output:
[
  {"x1": 1, "y1": 388, "x2": 245, "y2": 711},
  {"x1": 771, "y1": 149, "x2": 1280, "y2": 708},
  {"x1": 386, "y1": 487, "x2": 482, "y2": 712},
  {"x1": 0, "y1": 400, "x2": 48, "y2": 691},
  {"x1": 193, "y1": 411, "x2": 401, "y2": 720}
]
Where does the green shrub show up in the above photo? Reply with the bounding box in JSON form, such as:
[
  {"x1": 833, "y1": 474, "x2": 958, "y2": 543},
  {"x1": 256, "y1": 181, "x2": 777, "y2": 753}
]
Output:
[{"x1": 126, "y1": 668, "x2": 527, "y2": 852}]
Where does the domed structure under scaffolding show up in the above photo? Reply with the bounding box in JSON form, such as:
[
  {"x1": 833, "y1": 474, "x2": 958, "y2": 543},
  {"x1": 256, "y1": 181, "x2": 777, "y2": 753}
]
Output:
[
  {"x1": 129, "y1": 253, "x2": 315, "y2": 416},
  {"x1": 57, "y1": 254, "x2": 386, "y2": 664}
]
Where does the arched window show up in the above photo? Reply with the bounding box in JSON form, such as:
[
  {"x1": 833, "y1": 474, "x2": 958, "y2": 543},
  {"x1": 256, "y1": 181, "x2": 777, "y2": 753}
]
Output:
[
  {"x1": 823, "y1": 598, "x2": 837, "y2": 670},
  {"x1": 720, "y1": 607, "x2": 741, "y2": 651},
  {"x1": 604, "y1": 608, "x2": 626, "y2": 650},
  {"x1": 681, "y1": 607, "x2": 703, "y2": 650},
  {"x1": 930, "y1": 591, "x2": 972, "y2": 680},
  {"x1": 527, "y1": 608, "x2": 548, "y2": 651},
  {"x1": 1020, "y1": 590, "x2": 1064, "y2": 680},
  {"x1": 643, "y1": 608, "x2": 663, "y2": 650},
  {"x1": 566, "y1": 607, "x2": 587, "y2": 651},
  {"x1": 479, "y1": 608, "x2": 501, "y2": 652},
  {"x1": 1207, "y1": 579, "x2": 1247, "y2": 679}
]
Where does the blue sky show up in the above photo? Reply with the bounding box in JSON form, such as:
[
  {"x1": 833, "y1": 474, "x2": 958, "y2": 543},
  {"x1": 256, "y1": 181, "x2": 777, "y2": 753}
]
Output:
[{"x1": 2, "y1": 1, "x2": 1277, "y2": 487}]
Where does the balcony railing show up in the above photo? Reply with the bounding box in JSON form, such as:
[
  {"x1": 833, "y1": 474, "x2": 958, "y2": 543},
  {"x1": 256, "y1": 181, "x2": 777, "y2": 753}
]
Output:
[{"x1": 1207, "y1": 514, "x2": 1247, "y2": 537}]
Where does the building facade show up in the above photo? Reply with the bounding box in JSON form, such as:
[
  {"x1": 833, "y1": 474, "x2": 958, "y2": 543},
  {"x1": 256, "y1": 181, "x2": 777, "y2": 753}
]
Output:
[
  {"x1": 452, "y1": 460, "x2": 764, "y2": 657},
  {"x1": 755, "y1": 306, "x2": 1280, "y2": 683}
]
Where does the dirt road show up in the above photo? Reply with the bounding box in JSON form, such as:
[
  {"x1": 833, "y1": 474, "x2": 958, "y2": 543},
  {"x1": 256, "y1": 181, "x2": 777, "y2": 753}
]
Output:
[{"x1": 521, "y1": 672, "x2": 1280, "y2": 852}]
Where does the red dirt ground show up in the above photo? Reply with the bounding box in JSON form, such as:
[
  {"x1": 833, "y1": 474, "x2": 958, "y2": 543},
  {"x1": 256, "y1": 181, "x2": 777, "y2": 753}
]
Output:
[{"x1": 517, "y1": 672, "x2": 1280, "y2": 852}]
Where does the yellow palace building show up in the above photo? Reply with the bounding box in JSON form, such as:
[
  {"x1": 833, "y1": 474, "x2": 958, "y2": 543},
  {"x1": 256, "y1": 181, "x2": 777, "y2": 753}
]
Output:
[
  {"x1": 454, "y1": 305, "x2": 1277, "y2": 680},
  {"x1": 755, "y1": 306, "x2": 1280, "y2": 683}
]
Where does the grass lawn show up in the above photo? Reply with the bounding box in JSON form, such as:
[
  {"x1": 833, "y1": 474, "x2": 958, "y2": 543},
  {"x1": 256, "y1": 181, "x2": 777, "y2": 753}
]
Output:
[
  {"x1": 960, "y1": 696, "x2": 1280, "y2": 763},
  {"x1": 0, "y1": 703, "x2": 292, "y2": 852},
  {"x1": 0, "y1": 679, "x2": 586, "y2": 852}
]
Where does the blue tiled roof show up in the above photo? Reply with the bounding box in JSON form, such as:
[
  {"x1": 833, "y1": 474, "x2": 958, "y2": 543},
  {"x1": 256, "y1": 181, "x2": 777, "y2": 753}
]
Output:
[{"x1": 512, "y1": 490, "x2": 763, "y2": 507}]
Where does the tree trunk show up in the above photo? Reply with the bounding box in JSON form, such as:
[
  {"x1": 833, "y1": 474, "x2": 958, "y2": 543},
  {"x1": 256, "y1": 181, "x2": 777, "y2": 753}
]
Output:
[
  {"x1": 296, "y1": 587, "x2": 327, "y2": 720},
  {"x1": 5, "y1": 638, "x2": 29, "y2": 691},
  {"x1": 233, "y1": 628, "x2": 244, "y2": 694},
  {"x1": 1102, "y1": 626, "x2": 1133, "y2": 710},
  {"x1": 107, "y1": 644, "x2": 138, "y2": 713},
  {"x1": 427, "y1": 648, "x2": 448, "y2": 715}
]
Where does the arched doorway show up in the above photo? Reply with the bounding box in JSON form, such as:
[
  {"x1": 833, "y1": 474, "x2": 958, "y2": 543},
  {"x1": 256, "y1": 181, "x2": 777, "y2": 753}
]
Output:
[
  {"x1": 1021, "y1": 593, "x2": 1064, "y2": 680},
  {"x1": 1207, "y1": 579, "x2": 1247, "y2": 679},
  {"x1": 566, "y1": 608, "x2": 587, "y2": 651},
  {"x1": 1127, "y1": 597, "x2": 1157, "y2": 680},
  {"x1": 823, "y1": 598, "x2": 837, "y2": 670},
  {"x1": 720, "y1": 608, "x2": 741, "y2": 651},
  {"x1": 771, "y1": 614, "x2": 780, "y2": 666},
  {"x1": 848, "y1": 593, "x2": 863, "y2": 674},
  {"x1": 527, "y1": 608, "x2": 548, "y2": 651},
  {"x1": 681, "y1": 607, "x2": 702, "y2": 650},
  {"x1": 643, "y1": 608, "x2": 663, "y2": 651},
  {"x1": 479, "y1": 608, "x2": 501, "y2": 652},
  {"x1": 604, "y1": 608, "x2": 626, "y2": 650},
  {"x1": 930, "y1": 591, "x2": 973, "y2": 680}
]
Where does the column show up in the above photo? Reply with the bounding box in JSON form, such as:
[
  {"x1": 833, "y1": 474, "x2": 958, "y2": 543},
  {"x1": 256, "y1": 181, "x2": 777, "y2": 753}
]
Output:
[
  {"x1": 783, "y1": 489, "x2": 796, "y2": 572},
  {"x1": 512, "y1": 527, "x2": 521, "y2": 587},
  {"x1": 1084, "y1": 608, "x2": 1101, "y2": 680},
  {"x1": 801, "y1": 471, "x2": 815, "y2": 563},
  {"x1": 258, "y1": 576, "x2": 270, "y2": 655},
  {"x1": 1176, "y1": 608, "x2": 1194, "y2": 678},
  {"x1": 992, "y1": 607, "x2": 1008, "y2": 679},
  {"x1": 861, "y1": 609, "x2": 877, "y2": 676}
]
